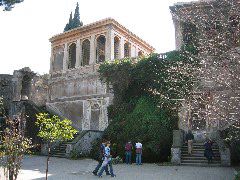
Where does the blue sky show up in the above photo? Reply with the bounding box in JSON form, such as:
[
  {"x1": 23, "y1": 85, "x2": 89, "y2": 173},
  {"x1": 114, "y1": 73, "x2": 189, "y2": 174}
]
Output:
[{"x1": 0, "y1": 0, "x2": 196, "y2": 75}]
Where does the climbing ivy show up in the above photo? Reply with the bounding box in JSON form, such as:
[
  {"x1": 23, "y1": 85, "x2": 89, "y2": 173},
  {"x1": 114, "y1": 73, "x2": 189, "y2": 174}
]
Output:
[{"x1": 97, "y1": 48, "x2": 199, "y2": 162}]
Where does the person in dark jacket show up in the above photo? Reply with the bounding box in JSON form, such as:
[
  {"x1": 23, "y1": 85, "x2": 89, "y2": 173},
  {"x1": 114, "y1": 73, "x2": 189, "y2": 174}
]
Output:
[
  {"x1": 185, "y1": 130, "x2": 194, "y2": 155},
  {"x1": 204, "y1": 139, "x2": 214, "y2": 163},
  {"x1": 92, "y1": 140, "x2": 110, "y2": 176},
  {"x1": 125, "y1": 141, "x2": 133, "y2": 164}
]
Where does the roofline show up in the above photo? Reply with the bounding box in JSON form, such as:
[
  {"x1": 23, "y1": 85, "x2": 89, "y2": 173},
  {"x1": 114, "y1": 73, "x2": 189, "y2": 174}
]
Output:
[{"x1": 49, "y1": 18, "x2": 155, "y2": 52}]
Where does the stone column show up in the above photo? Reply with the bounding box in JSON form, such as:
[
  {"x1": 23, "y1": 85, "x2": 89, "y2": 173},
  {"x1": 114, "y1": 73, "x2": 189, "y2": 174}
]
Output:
[
  {"x1": 12, "y1": 71, "x2": 23, "y2": 102},
  {"x1": 120, "y1": 36, "x2": 125, "y2": 59},
  {"x1": 106, "y1": 26, "x2": 115, "y2": 61},
  {"x1": 131, "y1": 44, "x2": 136, "y2": 58},
  {"x1": 98, "y1": 98, "x2": 109, "y2": 131},
  {"x1": 63, "y1": 43, "x2": 68, "y2": 71},
  {"x1": 89, "y1": 35, "x2": 96, "y2": 65},
  {"x1": 76, "y1": 39, "x2": 81, "y2": 68},
  {"x1": 82, "y1": 100, "x2": 91, "y2": 130},
  {"x1": 173, "y1": 17, "x2": 182, "y2": 50},
  {"x1": 49, "y1": 47, "x2": 54, "y2": 73}
]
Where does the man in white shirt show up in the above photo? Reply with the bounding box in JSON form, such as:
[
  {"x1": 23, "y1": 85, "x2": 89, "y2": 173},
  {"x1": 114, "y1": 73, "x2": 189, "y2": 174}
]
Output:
[{"x1": 135, "y1": 141, "x2": 143, "y2": 165}]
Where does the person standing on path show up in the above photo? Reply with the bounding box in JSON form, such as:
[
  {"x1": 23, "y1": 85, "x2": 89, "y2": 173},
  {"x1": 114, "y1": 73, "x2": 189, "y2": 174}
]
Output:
[
  {"x1": 204, "y1": 139, "x2": 214, "y2": 164},
  {"x1": 98, "y1": 141, "x2": 116, "y2": 178},
  {"x1": 135, "y1": 141, "x2": 142, "y2": 165},
  {"x1": 92, "y1": 140, "x2": 110, "y2": 176},
  {"x1": 125, "y1": 141, "x2": 133, "y2": 164},
  {"x1": 185, "y1": 130, "x2": 194, "y2": 155}
]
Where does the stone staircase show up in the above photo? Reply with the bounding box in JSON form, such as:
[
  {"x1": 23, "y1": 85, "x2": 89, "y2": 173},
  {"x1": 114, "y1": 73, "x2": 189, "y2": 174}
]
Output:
[
  {"x1": 50, "y1": 133, "x2": 79, "y2": 158},
  {"x1": 181, "y1": 142, "x2": 221, "y2": 166}
]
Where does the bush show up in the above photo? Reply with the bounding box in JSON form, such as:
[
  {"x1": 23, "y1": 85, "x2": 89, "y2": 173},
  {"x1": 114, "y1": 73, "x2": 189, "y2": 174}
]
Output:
[
  {"x1": 111, "y1": 156, "x2": 123, "y2": 164},
  {"x1": 235, "y1": 171, "x2": 240, "y2": 180},
  {"x1": 102, "y1": 97, "x2": 177, "y2": 163}
]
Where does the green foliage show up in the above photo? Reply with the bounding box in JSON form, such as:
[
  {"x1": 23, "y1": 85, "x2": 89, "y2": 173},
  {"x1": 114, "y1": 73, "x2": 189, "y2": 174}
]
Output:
[
  {"x1": 98, "y1": 50, "x2": 198, "y2": 162},
  {"x1": 103, "y1": 97, "x2": 177, "y2": 162},
  {"x1": 64, "y1": 3, "x2": 83, "y2": 32},
  {"x1": 36, "y1": 113, "x2": 78, "y2": 143},
  {"x1": 235, "y1": 171, "x2": 240, "y2": 180},
  {"x1": 0, "y1": 0, "x2": 23, "y2": 11},
  {"x1": 1, "y1": 118, "x2": 32, "y2": 180}
]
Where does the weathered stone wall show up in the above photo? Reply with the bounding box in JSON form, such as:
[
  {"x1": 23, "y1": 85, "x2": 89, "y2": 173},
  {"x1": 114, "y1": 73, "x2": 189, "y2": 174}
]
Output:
[
  {"x1": 48, "y1": 64, "x2": 112, "y2": 131},
  {"x1": 0, "y1": 74, "x2": 13, "y2": 113},
  {"x1": 29, "y1": 74, "x2": 49, "y2": 106}
]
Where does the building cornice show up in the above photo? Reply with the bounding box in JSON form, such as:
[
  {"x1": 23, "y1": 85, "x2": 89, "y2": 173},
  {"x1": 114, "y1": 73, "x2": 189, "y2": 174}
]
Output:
[{"x1": 49, "y1": 18, "x2": 155, "y2": 52}]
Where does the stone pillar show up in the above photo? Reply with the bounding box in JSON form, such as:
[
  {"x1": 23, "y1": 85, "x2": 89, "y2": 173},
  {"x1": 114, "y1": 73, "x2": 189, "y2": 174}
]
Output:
[
  {"x1": 98, "y1": 98, "x2": 109, "y2": 131},
  {"x1": 63, "y1": 43, "x2": 68, "y2": 71},
  {"x1": 173, "y1": 17, "x2": 182, "y2": 50},
  {"x1": 106, "y1": 26, "x2": 114, "y2": 61},
  {"x1": 90, "y1": 35, "x2": 96, "y2": 65},
  {"x1": 120, "y1": 36, "x2": 125, "y2": 59},
  {"x1": 12, "y1": 71, "x2": 23, "y2": 101},
  {"x1": 76, "y1": 39, "x2": 81, "y2": 68},
  {"x1": 82, "y1": 100, "x2": 91, "y2": 130},
  {"x1": 131, "y1": 44, "x2": 136, "y2": 58},
  {"x1": 49, "y1": 47, "x2": 54, "y2": 73}
]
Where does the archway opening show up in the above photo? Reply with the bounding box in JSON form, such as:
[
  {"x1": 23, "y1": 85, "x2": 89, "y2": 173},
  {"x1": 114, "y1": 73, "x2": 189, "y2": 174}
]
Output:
[
  {"x1": 68, "y1": 43, "x2": 76, "y2": 69},
  {"x1": 114, "y1": 36, "x2": 120, "y2": 59},
  {"x1": 124, "y1": 42, "x2": 131, "y2": 58},
  {"x1": 82, "y1": 39, "x2": 90, "y2": 66},
  {"x1": 96, "y1": 35, "x2": 106, "y2": 63}
]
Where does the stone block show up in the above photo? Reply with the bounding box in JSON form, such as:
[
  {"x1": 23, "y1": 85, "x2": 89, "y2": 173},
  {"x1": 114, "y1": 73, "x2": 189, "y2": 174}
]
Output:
[
  {"x1": 220, "y1": 148, "x2": 231, "y2": 166},
  {"x1": 171, "y1": 148, "x2": 181, "y2": 165},
  {"x1": 172, "y1": 130, "x2": 184, "y2": 148}
]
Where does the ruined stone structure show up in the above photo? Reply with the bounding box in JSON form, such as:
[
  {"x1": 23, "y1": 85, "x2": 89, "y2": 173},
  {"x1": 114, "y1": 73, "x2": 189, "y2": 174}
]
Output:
[
  {"x1": 170, "y1": 0, "x2": 236, "y2": 166},
  {"x1": 47, "y1": 18, "x2": 155, "y2": 132}
]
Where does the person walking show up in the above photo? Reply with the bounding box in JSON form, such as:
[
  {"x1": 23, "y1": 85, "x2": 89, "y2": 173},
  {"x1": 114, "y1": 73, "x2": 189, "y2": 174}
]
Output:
[
  {"x1": 92, "y1": 140, "x2": 110, "y2": 176},
  {"x1": 98, "y1": 141, "x2": 116, "y2": 178},
  {"x1": 135, "y1": 141, "x2": 142, "y2": 165},
  {"x1": 204, "y1": 139, "x2": 214, "y2": 164},
  {"x1": 185, "y1": 130, "x2": 194, "y2": 155}
]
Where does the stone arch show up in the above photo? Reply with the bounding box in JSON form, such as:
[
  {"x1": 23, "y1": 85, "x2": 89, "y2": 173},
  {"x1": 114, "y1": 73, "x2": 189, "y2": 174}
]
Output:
[
  {"x1": 68, "y1": 43, "x2": 76, "y2": 69},
  {"x1": 138, "y1": 50, "x2": 144, "y2": 57},
  {"x1": 124, "y1": 42, "x2": 131, "y2": 58},
  {"x1": 114, "y1": 36, "x2": 120, "y2": 59},
  {"x1": 96, "y1": 35, "x2": 106, "y2": 63},
  {"x1": 82, "y1": 39, "x2": 90, "y2": 66}
]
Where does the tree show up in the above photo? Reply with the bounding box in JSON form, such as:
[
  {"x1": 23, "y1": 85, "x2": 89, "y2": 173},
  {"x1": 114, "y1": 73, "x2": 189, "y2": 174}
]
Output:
[
  {"x1": 35, "y1": 113, "x2": 78, "y2": 180},
  {"x1": 64, "y1": 3, "x2": 83, "y2": 32},
  {"x1": 72, "y1": 2, "x2": 83, "y2": 28},
  {"x1": 0, "y1": 0, "x2": 23, "y2": 11},
  {"x1": 0, "y1": 97, "x2": 32, "y2": 180}
]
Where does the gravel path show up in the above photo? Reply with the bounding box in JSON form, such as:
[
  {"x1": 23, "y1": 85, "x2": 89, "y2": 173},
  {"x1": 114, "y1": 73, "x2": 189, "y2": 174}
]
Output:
[{"x1": 16, "y1": 156, "x2": 235, "y2": 180}]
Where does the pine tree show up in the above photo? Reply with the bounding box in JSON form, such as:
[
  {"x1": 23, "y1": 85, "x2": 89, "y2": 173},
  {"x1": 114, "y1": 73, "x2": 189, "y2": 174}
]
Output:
[
  {"x1": 64, "y1": 12, "x2": 73, "y2": 32},
  {"x1": 72, "y1": 2, "x2": 83, "y2": 28},
  {"x1": 63, "y1": 3, "x2": 83, "y2": 32}
]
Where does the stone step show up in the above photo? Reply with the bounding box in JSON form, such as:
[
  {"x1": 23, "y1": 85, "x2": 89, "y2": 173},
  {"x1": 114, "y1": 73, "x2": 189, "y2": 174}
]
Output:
[
  {"x1": 181, "y1": 154, "x2": 220, "y2": 158},
  {"x1": 51, "y1": 154, "x2": 66, "y2": 158},
  {"x1": 181, "y1": 162, "x2": 221, "y2": 167},
  {"x1": 182, "y1": 146, "x2": 219, "y2": 150},
  {"x1": 181, "y1": 159, "x2": 221, "y2": 163},
  {"x1": 181, "y1": 156, "x2": 220, "y2": 160}
]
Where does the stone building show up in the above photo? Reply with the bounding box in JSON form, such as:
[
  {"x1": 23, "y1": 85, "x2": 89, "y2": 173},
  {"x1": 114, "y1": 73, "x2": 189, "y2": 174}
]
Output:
[
  {"x1": 47, "y1": 18, "x2": 155, "y2": 132},
  {"x1": 170, "y1": 0, "x2": 239, "y2": 165},
  {"x1": 170, "y1": 0, "x2": 240, "y2": 139}
]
